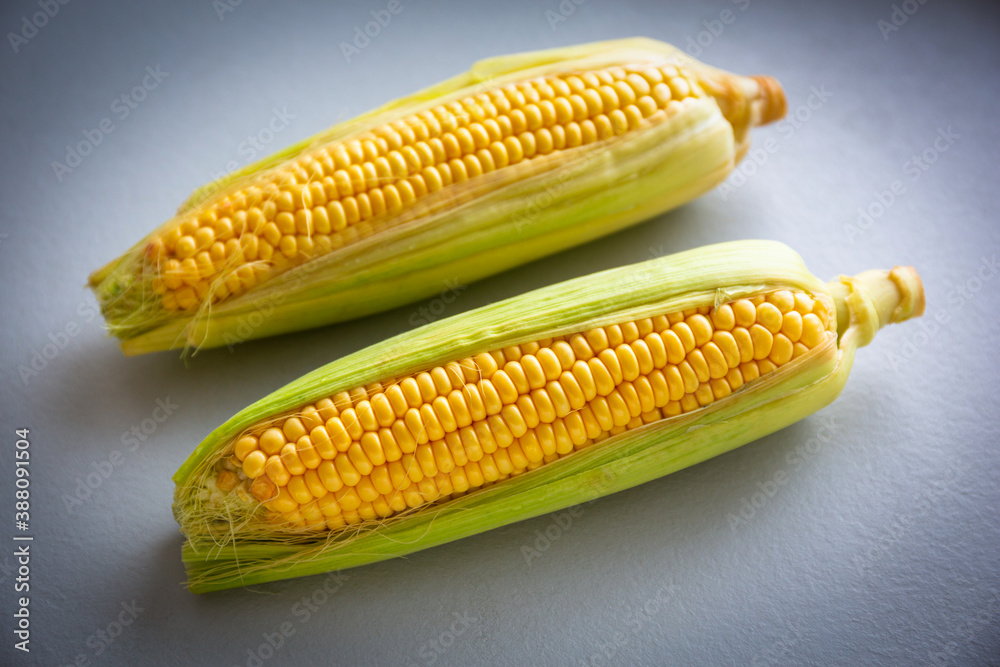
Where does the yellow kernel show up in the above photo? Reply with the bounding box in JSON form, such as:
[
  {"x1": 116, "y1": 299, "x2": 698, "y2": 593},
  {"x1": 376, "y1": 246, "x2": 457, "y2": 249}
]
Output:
[
  {"x1": 265, "y1": 456, "x2": 291, "y2": 486},
  {"x1": 730, "y1": 327, "x2": 754, "y2": 364},
  {"x1": 756, "y1": 302, "x2": 783, "y2": 334},
  {"x1": 287, "y1": 476, "x2": 313, "y2": 505},
  {"x1": 623, "y1": 104, "x2": 644, "y2": 130},
  {"x1": 265, "y1": 487, "x2": 297, "y2": 513},
  {"x1": 712, "y1": 330, "x2": 741, "y2": 368},
  {"x1": 176, "y1": 235, "x2": 197, "y2": 259},
  {"x1": 282, "y1": 417, "x2": 307, "y2": 442},
  {"x1": 749, "y1": 324, "x2": 774, "y2": 360},
  {"x1": 674, "y1": 360, "x2": 697, "y2": 394},
  {"x1": 356, "y1": 432, "x2": 385, "y2": 469},
  {"x1": 655, "y1": 330, "x2": 683, "y2": 366},
  {"x1": 280, "y1": 443, "x2": 306, "y2": 476},
  {"x1": 593, "y1": 114, "x2": 614, "y2": 139},
  {"x1": 309, "y1": 426, "x2": 335, "y2": 460},
  {"x1": 242, "y1": 450, "x2": 267, "y2": 479},
  {"x1": 624, "y1": 73, "x2": 650, "y2": 96},
  {"x1": 322, "y1": 417, "x2": 350, "y2": 452},
  {"x1": 711, "y1": 304, "x2": 736, "y2": 331},
  {"x1": 341, "y1": 407, "x2": 365, "y2": 439},
  {"x1": 296, "y1": 436, "x2": 322, "y2": 469},
  {"x1": 687, "y1": 314, "x2": 713, "y2": 346},
  {"x1": 615, "y1": 344, "x2": 640, "y2": 382},
  {"x1": 317, "y1": 460, "x2": 343, "y2": 493},
  {"x1": 759, "y1": 359, "x2": 778, "y2": 375},
  {"x1": 701, "y1": 342, "x2": 730, "y2": 380},
  {"x1": 262, "y1": 200, "x2": 277, "y2": 221},
  {"x1": 334, "y1": 453, "x2": 362, "y2": 486},
  {"x1": 588, "y1": 357, "x2": 616, "y2": 396},
  {"x1": 194, "y1": 226, "x2": 215, "y2": 249},
  {"x1": 652, "y1": 82, "x2": 672, "y2": 107},
  {"x1": 208, "y1": 242, "x2": 226, "y2": 263},
  {"x1": 259, "y1": 428, "x2": 286, "y2": 455},
  {"x1": 800, "y1": 313, "x2": 826, "y2": 348},
  {"x1": 770, "y1": 334, "x2": 794, "y2": 365},
  {"x1": 607, "y1": 108, "x2": 629, "y2": 135},
  {"x1": 262, "y1": 222, "x2": 282, "y2": 246},
  {"x1": 234, "y1": 435, "x2": 258, "y2": 461},
  {"x1": 279, "y1": 235, "x2": 297, "y2": 258},
  {"x1": 671, "y1": 322, "x2": 696, "y2": 353},
  {"x1": 668, "y1": 77, "x2": 691, "y2": 99},
  {"x1": 581, "y1": 88, "x2": 603, "y2": 116},
  {"x1": 374, "y1": 426, "x2": 401, "y2": 462},
  {"x1": 781, "y1": 311, "x2": 803, "y2": 342},
  {"x1": 636, "y1": 96, "x2": 658, "y2": 118},
  {"x1": 731, "y1": 299, "x2": 756, "y2": 328},
  {"x1": 786, "y1": 290, "x2": 814, "y2": 315},
  {"x1": 767, "y1": 290, "x2": 796, "y2": 313},
  {"x1": 687, "y1": 348, "x2": 711, "y2": 383},
  {"x1": 295, "y1": 209, "x2": 312, "y2": 235}
]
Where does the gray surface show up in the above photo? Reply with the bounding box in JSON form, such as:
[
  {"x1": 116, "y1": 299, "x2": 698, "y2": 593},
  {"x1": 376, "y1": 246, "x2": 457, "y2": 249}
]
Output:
[{"x1": 1, "y1": 0, "x2": 998, "y2": 664}]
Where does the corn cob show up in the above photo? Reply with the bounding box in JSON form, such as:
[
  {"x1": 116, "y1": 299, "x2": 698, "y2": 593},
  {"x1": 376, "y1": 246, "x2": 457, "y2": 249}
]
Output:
[
  {"x1": 173, "y1": 240, "x2": 925, "y2": 592},
  {"x1": 89, "y1": 37, "x2": 786, "y2": 355}
]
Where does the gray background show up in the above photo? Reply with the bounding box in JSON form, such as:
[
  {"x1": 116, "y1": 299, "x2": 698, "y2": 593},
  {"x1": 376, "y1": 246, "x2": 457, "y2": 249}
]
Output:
[{"x1": 1, "y1": 0, "x2": 998, "y2": 665}]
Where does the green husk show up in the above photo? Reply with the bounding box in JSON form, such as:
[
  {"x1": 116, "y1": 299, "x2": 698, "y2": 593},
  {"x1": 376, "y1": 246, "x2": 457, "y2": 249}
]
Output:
[
  {"x1": 172, "y1": 240, "x2": 925, "y2": 592},
  {"x1": 88, "y1": 37, "x2": 786, "y2": 355}
]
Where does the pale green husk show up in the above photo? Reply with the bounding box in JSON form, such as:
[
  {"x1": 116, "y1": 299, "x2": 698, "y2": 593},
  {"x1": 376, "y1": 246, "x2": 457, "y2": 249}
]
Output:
[
  {"x1": 172, "y1": 240, "x2": 924, "y2": 592},
  {"x1": 88, "y1": 37, "x2": 783, "y2": 355}
]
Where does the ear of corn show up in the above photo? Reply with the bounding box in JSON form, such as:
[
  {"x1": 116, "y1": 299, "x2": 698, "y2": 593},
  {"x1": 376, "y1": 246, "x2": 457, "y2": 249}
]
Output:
[
  {"x1": 172, "y1": 240, "x2": 924, "y2": 592},
  {"x1": 89, "y1": 37, "x2": 786, "y2": 355}
]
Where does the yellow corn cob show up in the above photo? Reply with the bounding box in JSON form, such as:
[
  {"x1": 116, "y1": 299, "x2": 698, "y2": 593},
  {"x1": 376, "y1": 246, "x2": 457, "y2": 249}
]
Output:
[
  {"x1": 173, "y1": 240, "x2": 924, "y2": 592},
  {"x1": 89, "y1": 37, "x2": 785, "y2": 355}
]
